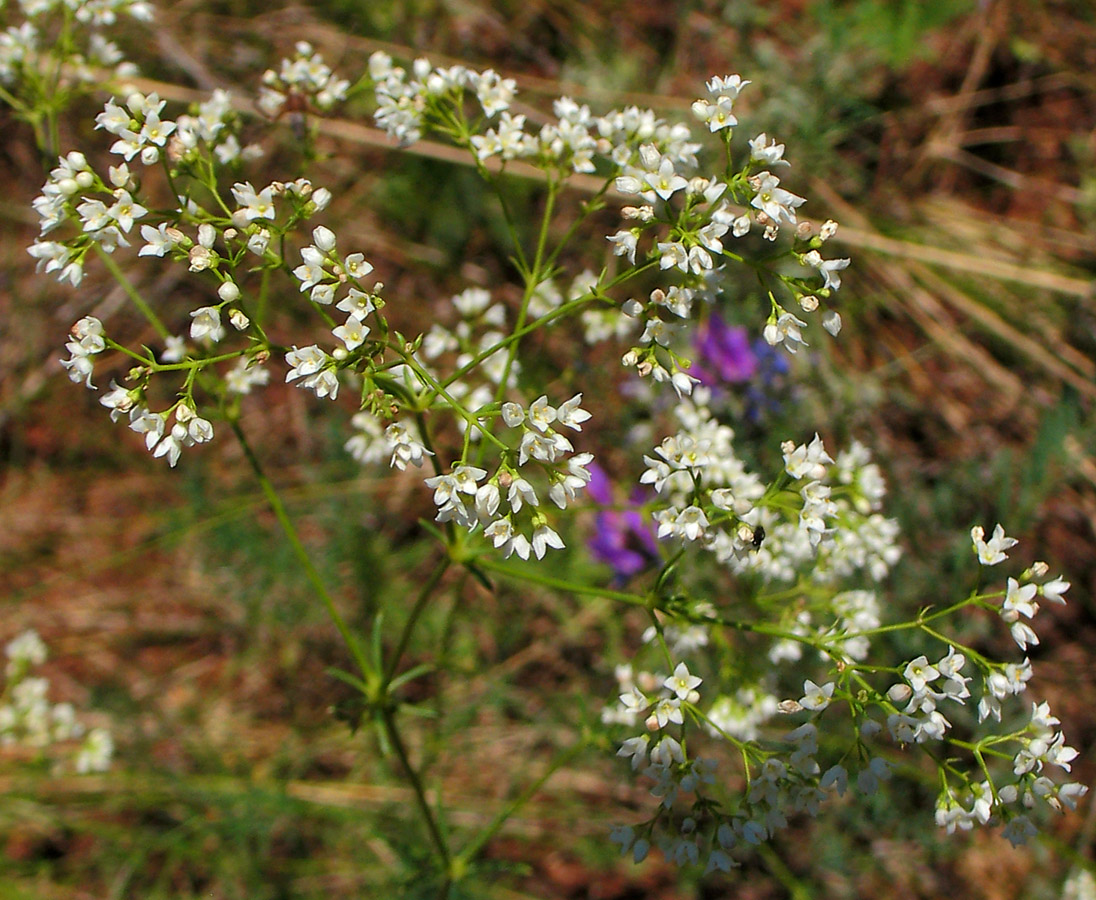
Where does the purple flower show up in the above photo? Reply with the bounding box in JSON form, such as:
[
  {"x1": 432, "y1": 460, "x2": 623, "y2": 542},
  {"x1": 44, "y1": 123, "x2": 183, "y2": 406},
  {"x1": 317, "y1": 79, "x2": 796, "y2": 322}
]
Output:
[
  {"x1": 744, "y1": 336, "x2": 790, "y2": 421},
  {"x1": 692, "y1": 313, "x2": 757, "y2": 385},
  {"x1": 586, "y1": 462, "x2": 659, "y2": 580}
]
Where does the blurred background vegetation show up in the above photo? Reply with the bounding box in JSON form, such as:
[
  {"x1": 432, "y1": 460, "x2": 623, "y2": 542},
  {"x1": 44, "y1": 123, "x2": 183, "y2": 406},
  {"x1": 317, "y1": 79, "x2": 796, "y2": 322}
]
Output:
[{"x1": 1, "y1": 0, "x2": 1095, "y2": 897}]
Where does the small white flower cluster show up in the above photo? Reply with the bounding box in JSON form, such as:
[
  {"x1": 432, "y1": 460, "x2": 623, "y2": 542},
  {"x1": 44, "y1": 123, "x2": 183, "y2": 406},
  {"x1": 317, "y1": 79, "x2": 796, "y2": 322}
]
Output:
[
  {"x1": 60, "y1": 315, "x2": 106, "y2": 387},
  {"x1": 691, "y1": 75, "x2": 749, "y2": 132},
  {"x1": 1, "y1": 630, "x2": 113, "y2": 774},
  {"x1": 425, "y1": 393, "x2": 593, "y2": 561},
  {"x1": 0, "y1": 0, "x2": 149, "y2": 90},
  {"x1": 258, "y1": 41, "x2": 349, "y2": 118},
  {"x1": 281, "y1": 226, "x2": 381, "y2": 401},
  {"x1": 594, "y1": 76, "x2": 849, "y2": 397},
  {"x1": 345, "y1": 414, "x2": 434, "y2": 472},
  {"x1": 98, "y1": 90, "x2": 175, "y2": 165},
  {"x1": 369, "y1": 50, "x2": 701, "y2": 180},
  {"x1": 606, "y1": 650, "x2": 894, "y2": 874},
  {"x1": 58, "y1": 314, "x2": 216, "y2": 470},
  {"x1": 370, "y1": 52, "x2": 516, "y2": 147},
  {"x1": 40, "y1": 100, "x2": 354, "y2": 460},
  {"x1": 972, "y1": 524, "x2": 1071, "y2": 652},
  {"x1": 174, "y1": 89, "x2": 260, "y2": 166},
  {"x1": 125, "y1": 402, "x2": 214, "y2": 468},
  {"x1": 639, "y1": 407, "x2": 900, "y2": 607},
  {"x1": 604, "y1": 449, "x2": 1079, "y2": 867}
]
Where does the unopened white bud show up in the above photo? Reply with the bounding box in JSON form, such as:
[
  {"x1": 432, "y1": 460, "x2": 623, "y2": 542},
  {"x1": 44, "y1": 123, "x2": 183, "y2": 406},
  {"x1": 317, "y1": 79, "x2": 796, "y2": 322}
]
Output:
[
  {"x1": 312, "y1": 225, "x2": 337, "y2": 252},
  {"x1": 887, "y1": 683, "x2": 912, "y2": 703},
  {"x1": 217, "y1": 281, "x2": 240, "y2": 302}
]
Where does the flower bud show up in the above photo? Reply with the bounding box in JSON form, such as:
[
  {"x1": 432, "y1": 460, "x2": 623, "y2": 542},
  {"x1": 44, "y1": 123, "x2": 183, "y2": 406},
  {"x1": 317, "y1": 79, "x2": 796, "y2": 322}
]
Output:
[
  {"x1": 822, "y1": 310, "x2": 842, "y2": 336},
  {"x1": 313, "y1": 225, "x2": 337, "y2": 251},
  {"x1": 217, "y1": 281, "x2": 241, "y2": 302},
  {"x1": 887, "y1": 683, "x2": 912, "y2": 703}
]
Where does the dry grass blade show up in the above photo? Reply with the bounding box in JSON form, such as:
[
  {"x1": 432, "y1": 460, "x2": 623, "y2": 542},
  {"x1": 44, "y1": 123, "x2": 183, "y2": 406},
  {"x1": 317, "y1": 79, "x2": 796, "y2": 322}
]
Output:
[{"x1": 814, "y1": 179, "x2": 1095, "y2": 410}]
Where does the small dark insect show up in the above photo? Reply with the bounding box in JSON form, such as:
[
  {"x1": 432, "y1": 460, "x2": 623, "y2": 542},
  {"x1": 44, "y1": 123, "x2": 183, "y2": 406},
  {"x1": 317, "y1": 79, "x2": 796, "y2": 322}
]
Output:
[{"x1": 751, "y1": 525, "x2": 766, "y2": 550}]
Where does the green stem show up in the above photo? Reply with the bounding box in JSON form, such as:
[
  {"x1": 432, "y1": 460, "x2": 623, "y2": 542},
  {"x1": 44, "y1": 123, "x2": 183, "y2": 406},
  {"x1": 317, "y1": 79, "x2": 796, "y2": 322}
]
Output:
[
  {"x1": 229, "y1": 417, "x2": 371, "y2": 680},
  {"x1": 384, "y1": 557, "x2": 450, "y2": 684},
  {"x1": 474, "y1": 557, "x2": 647, "y2": 606},
  {"x1": 379, "y1": 706, "x2": 452, "y2": 875},
  {"x1": 94, "y1": 244, "x2": 172, "y2": 340},
  {"x1": 437, "y1": 261, "x2": 657, "y2": 393},
  {"x1": 492, "y1": 177, "x2": 558, "y2": 403},
  {"x1": 457, "y1": 739, "x2": 587, "y2": 865}
]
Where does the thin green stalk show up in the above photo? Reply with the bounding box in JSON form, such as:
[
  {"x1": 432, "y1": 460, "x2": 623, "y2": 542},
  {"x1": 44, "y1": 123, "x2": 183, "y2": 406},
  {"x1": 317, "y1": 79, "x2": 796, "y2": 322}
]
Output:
[
  {"x1": 379, "y1": 706, "x2": 452, "y2": 876},
  {"x1": 438, "y1": 261, "x2": 658, "y2": 392},
  {"x1": 491, "y1": 178, "x2": 558, "y2": 404},
  {"x1": 229, "y1": 417, "x2": 371, "y2": 681},
  {"x1": 457, "y1": 739, "x2": 587, "y2": 865},
  {"x1": 473, "y1": 556, "x2": 647, "y2": 606},
  {"x1": 384, "y1": 557, "x2": 450, "y2": 684},
  {"x1": 94, "y1": 244, "x2": 171, "y2": 340}
]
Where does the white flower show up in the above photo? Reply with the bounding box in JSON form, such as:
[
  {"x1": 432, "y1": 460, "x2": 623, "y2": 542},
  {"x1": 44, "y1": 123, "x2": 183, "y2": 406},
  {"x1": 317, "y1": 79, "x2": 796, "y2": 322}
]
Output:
[
  {"x1": 526, "y1": 395, "x2": 557, "y2": 432},
  {"x1": 1001, "y1": 816, "x2": 1037, "y2": 848},
  {"x1": 531, "y1": 523, "x2": 564, "y2": 559},
  {"x1": 293, "y1": 246, "x2": 327, "y2": 290},
  {"x1": 332, "y1": 316, "x2": 370, "y2": 351},
  {"x1": 386, "y1": 422, "x2": 433, "y2": 470},
  {"x1": 971, "y1": 523, "x2": 1018, "y2": 565},
  {"x1": 803, "y1": 250, "x2": 851, "y2": 291},
  {"x1": 138, "y1": 223, "x2": 179, "y2": 257},
  {"x1": 484, "y1": 518, "x2": 531, "y2": 560},
  {"x1": 664, "y1": 662, "x2": 702, "y2": 701},
  {"x1": 644, "y1": 157, "x2": 688, "y2": 201},
  {"x1": 748, "y1": 133, "x2": 789, "y2": 167},
  {"x1": 799, "y1": 680, "x2": 834, "y2": 712},
  {"x1": 189, "y1": 306, "x2": 224, "y2": 343},
  {"x1": 750, "y1": 171, "x2": 805, "y2": 226},
  {"x1": 763, "y1": 311, "x2": 809, "y2": 353},
  {"x1": 285, "y1": 345, "x2": 327, "y2": 382},
  {"x1": 75, "y1": 727, "x2": 114, "y2": 773},
  {"x1": 782, "y1": 434, "x2": 834, "y2": 480},
  {"x1": 1040, "y1": 577, "x2": 1070, "y2": 604},
  {"x1": 232, "y1": 181, "x2": 276, "y2": 221},
  {"x1": 1002, "y1": 577, "x2": 1038, "y2": 620},
  {"x1": 607, "y1": 230, "x2": 638, "y2": 264},
  {"x1": 903, "y1": 656, "x2": 940, "y2": 693}
]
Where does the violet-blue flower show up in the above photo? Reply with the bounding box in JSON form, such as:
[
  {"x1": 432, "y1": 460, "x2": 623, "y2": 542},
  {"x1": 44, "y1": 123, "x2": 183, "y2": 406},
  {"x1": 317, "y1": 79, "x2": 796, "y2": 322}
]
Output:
[{"x1": 693, "y1": 313, "x2": 757, "y2": 385}]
